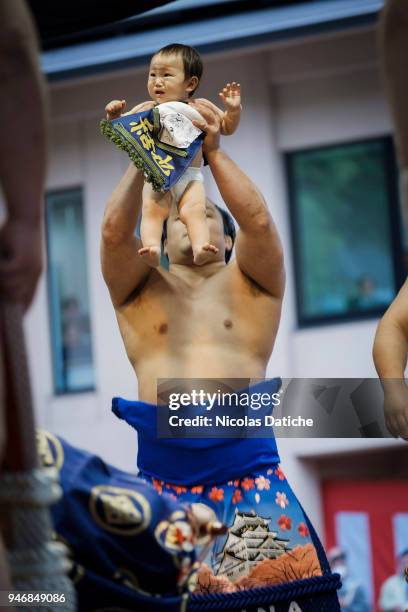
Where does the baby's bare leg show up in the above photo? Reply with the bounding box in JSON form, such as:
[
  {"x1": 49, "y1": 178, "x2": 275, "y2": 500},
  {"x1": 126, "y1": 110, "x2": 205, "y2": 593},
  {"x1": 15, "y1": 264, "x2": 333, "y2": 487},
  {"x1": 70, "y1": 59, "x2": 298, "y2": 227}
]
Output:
[
  {"x1": 178, "y1": 181, "x2": 218, "y2": 265},
  {"x1": 139, "y1": 182, "x2": 172, "y2": 267}
]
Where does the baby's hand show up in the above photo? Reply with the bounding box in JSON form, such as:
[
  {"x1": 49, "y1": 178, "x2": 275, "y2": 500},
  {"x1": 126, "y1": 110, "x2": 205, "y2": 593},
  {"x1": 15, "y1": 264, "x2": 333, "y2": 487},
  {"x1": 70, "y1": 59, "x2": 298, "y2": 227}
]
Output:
[
  {"x1": 105, "y1": 99, "x2": 126, "y2": 120},
  {"x1": 219, "y1": 82, "x2": 241, "y2": 113},
  {"x1": 125, "y1": 100, "x2": 156, "y2": 114}
]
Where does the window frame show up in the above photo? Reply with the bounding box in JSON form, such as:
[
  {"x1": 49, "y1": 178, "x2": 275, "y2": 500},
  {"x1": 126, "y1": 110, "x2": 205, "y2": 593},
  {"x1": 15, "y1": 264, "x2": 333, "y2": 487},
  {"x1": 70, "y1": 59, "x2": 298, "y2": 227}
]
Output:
[
  {"x1": 285, "y1": 135, "x2": 405, "y2": 328},
  {"x1": 45, "y1": 185, "x2": 96, "y2": 395}
]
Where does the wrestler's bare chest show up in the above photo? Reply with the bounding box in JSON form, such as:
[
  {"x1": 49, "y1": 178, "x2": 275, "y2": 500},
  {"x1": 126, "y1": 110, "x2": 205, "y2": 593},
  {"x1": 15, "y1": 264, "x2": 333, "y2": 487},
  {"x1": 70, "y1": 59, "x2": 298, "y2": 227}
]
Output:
[{"x1": 115, "y1": 263, "x2": 281, "y2": 391}]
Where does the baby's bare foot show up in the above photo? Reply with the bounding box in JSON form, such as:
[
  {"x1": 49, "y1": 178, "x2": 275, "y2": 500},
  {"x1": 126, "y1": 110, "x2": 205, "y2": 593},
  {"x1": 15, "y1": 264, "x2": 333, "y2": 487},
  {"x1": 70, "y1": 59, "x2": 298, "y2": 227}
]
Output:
[
  {"x1": 193, "y1": 243, "x2": 219, "y2": 266},
  {"x1": 138, "y1": 246, "x2": 161, "y2": 267}
]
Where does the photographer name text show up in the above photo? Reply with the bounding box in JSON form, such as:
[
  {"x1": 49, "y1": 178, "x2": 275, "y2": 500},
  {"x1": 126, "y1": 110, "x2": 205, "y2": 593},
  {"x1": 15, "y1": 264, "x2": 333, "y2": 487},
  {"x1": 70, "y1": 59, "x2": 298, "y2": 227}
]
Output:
[{"x1": 168, "y1": 415, "x2": 314, "y2": 428}]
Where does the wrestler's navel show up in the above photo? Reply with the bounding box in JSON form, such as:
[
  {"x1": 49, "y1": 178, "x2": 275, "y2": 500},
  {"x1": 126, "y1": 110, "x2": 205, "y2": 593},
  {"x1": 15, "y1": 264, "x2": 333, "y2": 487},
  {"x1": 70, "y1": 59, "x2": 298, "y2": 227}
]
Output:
[{"x1": 224, "y1": 319, "x2": 233, "y2": 329}]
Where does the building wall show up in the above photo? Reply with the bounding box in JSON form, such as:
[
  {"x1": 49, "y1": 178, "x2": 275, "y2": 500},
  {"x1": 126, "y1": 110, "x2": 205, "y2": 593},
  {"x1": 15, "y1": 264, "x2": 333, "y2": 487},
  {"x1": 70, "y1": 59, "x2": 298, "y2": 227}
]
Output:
[{"x1": 25, "y1": 26, "x2": 401, "y2": 538}]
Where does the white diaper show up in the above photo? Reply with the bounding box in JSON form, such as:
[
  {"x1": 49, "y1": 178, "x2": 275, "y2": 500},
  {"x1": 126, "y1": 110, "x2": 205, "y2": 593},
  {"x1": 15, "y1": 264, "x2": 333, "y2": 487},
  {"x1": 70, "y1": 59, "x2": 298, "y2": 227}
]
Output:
[{"x1": 170, "y1": 166, "x2": 204, "y2": 204}]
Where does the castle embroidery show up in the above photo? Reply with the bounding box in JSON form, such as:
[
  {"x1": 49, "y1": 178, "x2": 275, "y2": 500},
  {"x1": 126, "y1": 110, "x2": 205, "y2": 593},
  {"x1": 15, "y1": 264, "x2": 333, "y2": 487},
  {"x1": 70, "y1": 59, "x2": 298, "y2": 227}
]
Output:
[{"x1": 214, "y1": 509, "x2": 292, "y2": 581}]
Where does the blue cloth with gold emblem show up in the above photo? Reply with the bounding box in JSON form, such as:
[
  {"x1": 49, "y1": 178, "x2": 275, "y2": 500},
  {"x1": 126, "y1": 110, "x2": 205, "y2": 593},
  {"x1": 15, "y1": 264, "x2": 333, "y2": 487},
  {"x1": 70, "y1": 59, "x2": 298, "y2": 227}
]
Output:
[
  {"x1": 100, "y1": 107, "x2": 204, "y2": 193},
  {"x1": 36, "y1": 430, "x2": 199, "y2": 611}
]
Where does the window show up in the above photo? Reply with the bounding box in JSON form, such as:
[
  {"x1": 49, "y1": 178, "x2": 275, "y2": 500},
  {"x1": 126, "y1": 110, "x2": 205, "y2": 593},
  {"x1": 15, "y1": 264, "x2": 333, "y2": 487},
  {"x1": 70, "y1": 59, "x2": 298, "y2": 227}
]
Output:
[
  {"x1": 286, "y1": 137, "x2": 404, "y2": 326},
  {"x1": 46, "y1": 188, "x2": 95, "y2": 393}
]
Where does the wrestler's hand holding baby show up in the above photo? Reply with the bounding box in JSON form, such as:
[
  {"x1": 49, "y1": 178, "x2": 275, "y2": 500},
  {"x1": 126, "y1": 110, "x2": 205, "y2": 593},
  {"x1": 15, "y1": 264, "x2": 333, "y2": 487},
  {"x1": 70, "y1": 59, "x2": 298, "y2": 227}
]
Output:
[{"x1": 104, "y1": 44, "x2": 241, "y2": 267}]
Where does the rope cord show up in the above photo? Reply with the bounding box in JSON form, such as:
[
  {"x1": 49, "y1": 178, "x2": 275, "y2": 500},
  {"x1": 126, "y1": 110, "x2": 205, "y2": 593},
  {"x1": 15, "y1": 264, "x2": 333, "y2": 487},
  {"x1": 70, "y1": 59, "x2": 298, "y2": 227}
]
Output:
[{"x1": 188, "y1": 574, "x2": 341, "y2": 610}]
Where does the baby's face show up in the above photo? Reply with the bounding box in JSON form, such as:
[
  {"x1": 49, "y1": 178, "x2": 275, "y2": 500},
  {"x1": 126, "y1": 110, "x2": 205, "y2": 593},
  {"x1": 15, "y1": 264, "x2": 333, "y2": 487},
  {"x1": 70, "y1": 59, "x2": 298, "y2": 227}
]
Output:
[{"x1": 147, "y1": 53, "x2": 195, "y2": 103}]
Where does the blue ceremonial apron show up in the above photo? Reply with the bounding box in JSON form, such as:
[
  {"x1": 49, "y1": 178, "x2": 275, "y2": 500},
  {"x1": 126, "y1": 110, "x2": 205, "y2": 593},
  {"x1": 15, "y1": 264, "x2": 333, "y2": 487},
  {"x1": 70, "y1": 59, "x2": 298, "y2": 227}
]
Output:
[
  {"x1": 100, "y1": 107, "x2": 204, "y2": 192},
  {"x1": 112, "y1": 379, "x2": 341, "y2": 608},
  {"x1": 112, "y1": 378, "x2": 282, "y2": 486}
]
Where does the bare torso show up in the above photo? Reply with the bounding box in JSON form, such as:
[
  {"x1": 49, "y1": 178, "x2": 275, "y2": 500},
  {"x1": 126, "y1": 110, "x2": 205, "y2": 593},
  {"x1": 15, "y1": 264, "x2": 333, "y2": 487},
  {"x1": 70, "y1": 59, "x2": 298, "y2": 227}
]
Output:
[{"x1": 115, "y1": 260, "x2": 281, "y2": 402}]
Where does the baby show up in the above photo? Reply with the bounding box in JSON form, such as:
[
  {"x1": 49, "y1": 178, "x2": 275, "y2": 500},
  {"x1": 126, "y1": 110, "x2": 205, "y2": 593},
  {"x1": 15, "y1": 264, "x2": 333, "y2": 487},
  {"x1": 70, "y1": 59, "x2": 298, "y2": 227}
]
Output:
[{"x1": 105, "y1": 43, "x2": 241, "y2": 267}]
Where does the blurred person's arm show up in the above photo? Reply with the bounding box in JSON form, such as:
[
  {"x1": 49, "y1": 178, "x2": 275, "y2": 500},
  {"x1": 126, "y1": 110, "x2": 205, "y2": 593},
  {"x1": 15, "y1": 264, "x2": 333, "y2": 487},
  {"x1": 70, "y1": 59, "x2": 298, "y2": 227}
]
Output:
[
  {"x1": 379, "y1": 0, "x2": 408, "y2": 216},
  {"x1": 373, "y1": 280, "x2": 408, "y2": 440},
  {"x1": 0, "y1": 0, "x2": 47, "y2": 310}
]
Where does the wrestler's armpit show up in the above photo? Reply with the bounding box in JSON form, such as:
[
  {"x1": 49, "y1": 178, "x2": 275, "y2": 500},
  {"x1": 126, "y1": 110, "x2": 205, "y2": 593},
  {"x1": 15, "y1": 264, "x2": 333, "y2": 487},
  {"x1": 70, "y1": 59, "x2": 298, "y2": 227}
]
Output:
[
  {"x1": 120, "y1": 272, "x2": 152, "y2": 308},
  {"x1": 241, "y1": 271, "x2": 272, "y2": 297}
]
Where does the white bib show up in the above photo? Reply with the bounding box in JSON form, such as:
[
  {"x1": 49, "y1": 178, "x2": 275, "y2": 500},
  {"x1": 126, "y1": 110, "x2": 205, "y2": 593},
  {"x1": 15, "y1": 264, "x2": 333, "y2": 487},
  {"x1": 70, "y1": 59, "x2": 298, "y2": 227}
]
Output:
[{"x1": 157, "y1": 101, "x2": 203, "y2": 149}]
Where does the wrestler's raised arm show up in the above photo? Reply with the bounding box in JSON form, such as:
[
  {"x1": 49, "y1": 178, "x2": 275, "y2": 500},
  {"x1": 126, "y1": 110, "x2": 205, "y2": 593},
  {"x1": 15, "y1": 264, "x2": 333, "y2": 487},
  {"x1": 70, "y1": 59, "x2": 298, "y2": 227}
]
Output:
[
  {"x1": 100, "y1": 165, "x2": 151, "y2": 308},
  {"x1": 373, "y1": 279, "x2": 408, "y2": 440},
  {"x1": 191, "y1": 99, "x2": 285, "y2": 298}
]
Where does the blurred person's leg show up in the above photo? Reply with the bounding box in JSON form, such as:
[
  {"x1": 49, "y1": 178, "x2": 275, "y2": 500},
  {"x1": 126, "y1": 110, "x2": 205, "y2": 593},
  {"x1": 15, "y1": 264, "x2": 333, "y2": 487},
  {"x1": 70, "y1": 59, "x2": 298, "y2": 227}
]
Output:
[
  {"x1": 379, "y1": 0, "x2": 408, "y2": 215},
  {"x1": 0, "y1": 340, "x2": 11, "y2": 594},
  {"x1": 0, "y1": 0, "x2": 48, "y2": 597},
  {"x1": 0, "y1": 0, "x2": 46, "y2": 309}
]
